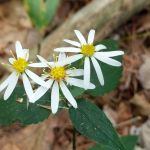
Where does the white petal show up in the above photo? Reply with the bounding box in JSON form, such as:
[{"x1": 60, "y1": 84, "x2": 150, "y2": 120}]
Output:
[
  {"x1": 74, "y1": 30, "x2": 87, "y2": 45},
  {"x1": 4, "y1": 72, "x2": 19, "y2": 100},
  {"x1": 0, "y1": 72, "x2": 16, "y2": 92},
  {"x1": 91, "y1": 57, "x2": 104, "y2": 86},
  {"x1": 25, "y1": 69, "x2": 48, "y2": 88},
  {"x1": 60, "y1": 81, "x2": 77, "y2": 108},
  {"x1": 29, "y1": 62, "x2": 54, "y2": 68},
  {"x1": 23, "y1": 49, "x2": 29, "y2": 61},
  {"x1": 63, "y1": 54, "x2": 83, "y2": 65},
  {"x1": 95, "y1": 51, "x2": 124, "y2": 57},
  {"x1": 84, "y1": 57, "x2": 90, "y2": 89},
  {"x1": 94, "y1": 53, "x2": 122, "y2": 66},
  {"x1": 9, "y1": 58, "x2": 15, "y2": 64},
  {"x1": 31, "y1": 80, "x2": 53, "y2": 103},
  {"x1": 66, "y1": 77, "x2": 95, "y2": 89},
  {"x1": 55, "y1": 61, "x2": 65, "y2": 67},
  {"x1": 64, "y1": 39, "x2": 81, "y2": 47},
  {"x1": 66, "y1": 69, "x2": 84, "y2": 76},
  {"x1": 15, "y1": 41, "x2": 24, "y2": 58},
  {"x1": 88, "y1": 29, "x2": 95, "y2": 44},
  {"x1": 95, "y1": 44, "x2": 107, "y2": 51},
  {"x1": 58, "y1": 52, "x2": 66, "y2": 61},
  {"x1": 22, "y1": 73, "x2": 33, "y2": 101},
  {"x1": 37, "y1": 55, "x2": 51, "y2": 67},
  {"x1": 51, "y1": 81, "x2": 59, "y2": 114},
  {"x1": 28, "y1": 62, "x2": 48, "y2": 68},
  {"x1": 54, "y1": 47, "x2": 81, "y2": 53},
  {"x1": 41, "y1": 74, "x2": 49, "y2": 80}
]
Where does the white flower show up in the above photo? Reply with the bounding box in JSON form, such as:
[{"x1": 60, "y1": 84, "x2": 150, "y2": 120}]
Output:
[
  {"x1": 31, "y1": 53, "x2": 95, "y2": 114},
  {"x1": 54, "y1": 29, "x2": 124, "y2": 89},
  {"x1": 0, "y1": 41, "x2": 48, "y2": 101}
]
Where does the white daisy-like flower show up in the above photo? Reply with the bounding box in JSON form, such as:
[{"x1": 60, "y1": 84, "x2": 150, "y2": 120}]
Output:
[
  {"x1": 54, "y1": 29, "x2": 124, "y2": 89},
  {"x1": 0, "y1": 41, "x2": 48, "y2": 101},
  {"x1": 31, "y1": 53, "x2": 95, "y2": 114}
]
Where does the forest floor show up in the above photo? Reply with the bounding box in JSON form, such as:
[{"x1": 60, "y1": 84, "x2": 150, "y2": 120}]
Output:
[{"x1": 0, "y1": 0, "x2": 150, "y2": 150}]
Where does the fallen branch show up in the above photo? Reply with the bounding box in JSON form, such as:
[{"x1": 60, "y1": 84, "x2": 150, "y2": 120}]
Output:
[
  {"x1": 116, "y1": 116, "x2": 142, "y2": 129},
  {"x1": 40, "y1": 0, "x2": 150, "y2": 58}
]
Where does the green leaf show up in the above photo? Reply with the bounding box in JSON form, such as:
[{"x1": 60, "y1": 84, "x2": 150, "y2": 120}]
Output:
[
  {"x1": 0, "y1": 83, "x2": 83, "y2": 125},
  {"x1": 24, "y1": 0, "x2": 60, "y2": 31},
  {"x1": 89, "y1": 144, "x2": 115, "y2": 150},
  {"x1": 69, "y1": 99, "x2": 126, "y2": 150},
  {"x1": 121, "y1": 135, "x2": 138, "y2": 150},
  {"x1": 87, "y1": 39, "x2": 123, "y2": 96},
  {"x1": 89, "y1": 145, "x2": 114, "y2": 150},
  {"x1": 89, "y1": 135, "x2": 138, "y2": 150},
  {"x1": 0, "y1": 86, "x2": 51, "y2": 125},
  {"x1": 69, "y1": 85, "x2": 85, "y2": 97}
]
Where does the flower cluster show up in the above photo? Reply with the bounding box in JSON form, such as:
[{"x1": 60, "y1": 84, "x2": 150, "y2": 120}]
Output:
[{"x1": 0, "y1": 30, "x2": 124, "y2": 114}]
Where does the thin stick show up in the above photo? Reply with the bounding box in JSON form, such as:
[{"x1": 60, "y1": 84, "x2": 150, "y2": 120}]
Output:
[
  {"x1": 72, "y1": 127, "x2": 76, "y2": 150},
  {"x1": 116, "y1": 116, "x2": 142, "y2": 129}
]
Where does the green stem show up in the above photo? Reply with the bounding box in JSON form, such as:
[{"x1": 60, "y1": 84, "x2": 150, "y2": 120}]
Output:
[{"x1": 72, "y1": 127, "x2": 76, "y2": 150}]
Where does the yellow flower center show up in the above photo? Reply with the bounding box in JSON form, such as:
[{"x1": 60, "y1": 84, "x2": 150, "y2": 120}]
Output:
[
  {"x1": 12, "y1": 58, "x2": 28, "y2": 73},
  {"x1": 50, "y1": 67, "x2": 66, "y2": 80},
  {"x1": 81, "y1": 44, "x2": 95, "y2": 56}
]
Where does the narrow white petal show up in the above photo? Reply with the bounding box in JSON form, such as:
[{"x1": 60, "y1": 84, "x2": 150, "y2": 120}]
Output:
[
  {"x1": 15, "y1": 41, "x2": 24, "y2": 58},
  {"x1": 88, "y1": 29, "x2": 95, "y2": 44},
  {"x1": 4, "y1": 72, "x2": 19, "y2": 100},
  {"x1": 60, "y1": 81, "x2": 77, "y2": 108},
  {"x1": 23, "y1": 49, "x2": 29, "y2": 61},
  {"x1": 54, "y1": 47, "x2": 81, "y2": 53},
  {"x1": 91, "y1": 57, "x2": 104, "y2": 86},
  {"x1": 64, "y1": 39, "x2": 81, "y2": 47},
  {"x1": 66, "y1": 77, "x2": 95, "y2": 89},
  {"x1": 37, "y1": 55, "x2": 51, "y2": 67},
  {"x1": 51, "y1": 81, "x2": 59, "y2": 114},
  {"x1": 0, "y1": 72, "x2": 16, "y2": 92},
  {"x1": 58, "y1": 52, "x2": 66, "y2": 61},
  {"x1": 63, "y1": 54, "x2": 83, "y2": 65},
  {"x1": 29, "y1": 62, "x2": 54, "y2": 68},
  {"x1": 28, "y1": 63, "x2": 48, "y2": 68},
  {"x1": 94, "y1": 54, "x2": 122, "y2": 66},
  {"x1": 95, "y1": 51, "x2": 124, "y2": 57},
  {"x1": 55, "y1": 61, "x2": 65, "y2": 67},
  {"x1": 95, "y1": 44, "x2": 107, "y2": 51},
  {"x1": 84, "y1": 57, "x2": 90, "y2": 89},
  {"x1": 9, "y1": 58, "x2": 15, "y2": 64},
  {"x1": 74, "y1": 30, "x2": 87, "y2": 45},
  {"x1": 22, "y1": 73, "x2": 33, "y2": 101},
  {"x1": 25, "y1": 69, "x2": 48, "y2": 88},
  {"x1": 41, "y1": 74, "x2": 49, "y2": 80},
  {"x1": 31, "y1": 80, "x2": 53, "y2": 103},
  {"x1": 66, "y1": 69, "x2": 84, "y2": 76}
]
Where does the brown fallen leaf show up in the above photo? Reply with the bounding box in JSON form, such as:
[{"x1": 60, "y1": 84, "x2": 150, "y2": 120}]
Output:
[
  {"x1": 137, "y1": 14, "x2": 150, "y2": 33},
  {"x1": 2, "y1": 144, "x2": 20, "y2": 150},
  {"x1": 138, "y1": 119, "x2": 150, "y2": 150},
  {"x1": 0, "y1": 0, "x2": 41, "y2": 61},
  {"x1": 131, "y1": 93, "x2": 150, "y2": 116},
  {"x1": 139, "y1": 55, "x2": 150, "y2": 90}
]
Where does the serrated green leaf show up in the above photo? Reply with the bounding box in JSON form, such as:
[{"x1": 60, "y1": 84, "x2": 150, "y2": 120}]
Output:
[
  {"x1": 89, "y1": 135, "x2": 138, "y2": 150},
  {"x1": 69, "y1": 100, "x2": 126, "y2": 150},
  {"x1": 87, "y1": 39, "x2": 123, "y2": 96},
  {"x1": 24, "y1": 0, "x2": 60, "y2": 31},
  {"x1": 0, "y1": 86, "x2": 51, "y2": 125}
]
